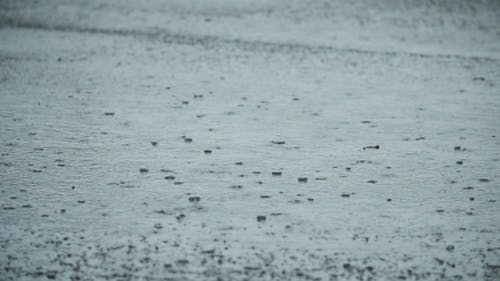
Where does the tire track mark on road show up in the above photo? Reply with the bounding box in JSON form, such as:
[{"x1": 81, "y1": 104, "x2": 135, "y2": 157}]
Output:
[{"x1": 1, "y1": 17, "x2": 499, "y2": 63}]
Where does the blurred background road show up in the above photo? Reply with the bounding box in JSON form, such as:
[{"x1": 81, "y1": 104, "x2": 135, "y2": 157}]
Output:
[{"x1": 1, "y1": 1, "x2": 499, "y2": 280}]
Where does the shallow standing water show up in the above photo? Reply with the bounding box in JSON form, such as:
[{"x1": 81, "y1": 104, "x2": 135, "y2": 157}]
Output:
[{"x1": 1, "y1": 1, "x2": 500, "y2": 280}]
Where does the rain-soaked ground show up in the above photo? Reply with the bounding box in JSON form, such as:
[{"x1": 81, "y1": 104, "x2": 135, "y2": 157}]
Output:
[{"x1": 1, "y1": 1, "x2": 499, "y2": 280}]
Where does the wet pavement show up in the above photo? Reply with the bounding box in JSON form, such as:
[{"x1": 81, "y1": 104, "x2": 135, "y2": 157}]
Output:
[{"x1": 1, "y1": 1, "x2": 500, "y2": 280}]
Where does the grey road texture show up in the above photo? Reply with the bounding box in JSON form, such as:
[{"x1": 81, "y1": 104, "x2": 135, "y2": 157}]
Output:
[{"x1": 1, "y1": 1, "x2": 500, "y2": 280}]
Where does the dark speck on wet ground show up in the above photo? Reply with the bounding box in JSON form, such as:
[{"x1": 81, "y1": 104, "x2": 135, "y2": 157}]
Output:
[
  {"x1": 363, "y1": 145, "x2": 380, "y2": 150},
  {"x1": 188, "y1": 196, "x2": 200, "y2": 203},
  {"x1": 257, "y1": 215, "x2": 266, "y2": 222}
]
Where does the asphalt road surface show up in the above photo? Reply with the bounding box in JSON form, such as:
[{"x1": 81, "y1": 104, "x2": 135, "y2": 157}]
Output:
[{"x1": 1, "y1": 1, "x2": 499, "y2": 280}]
